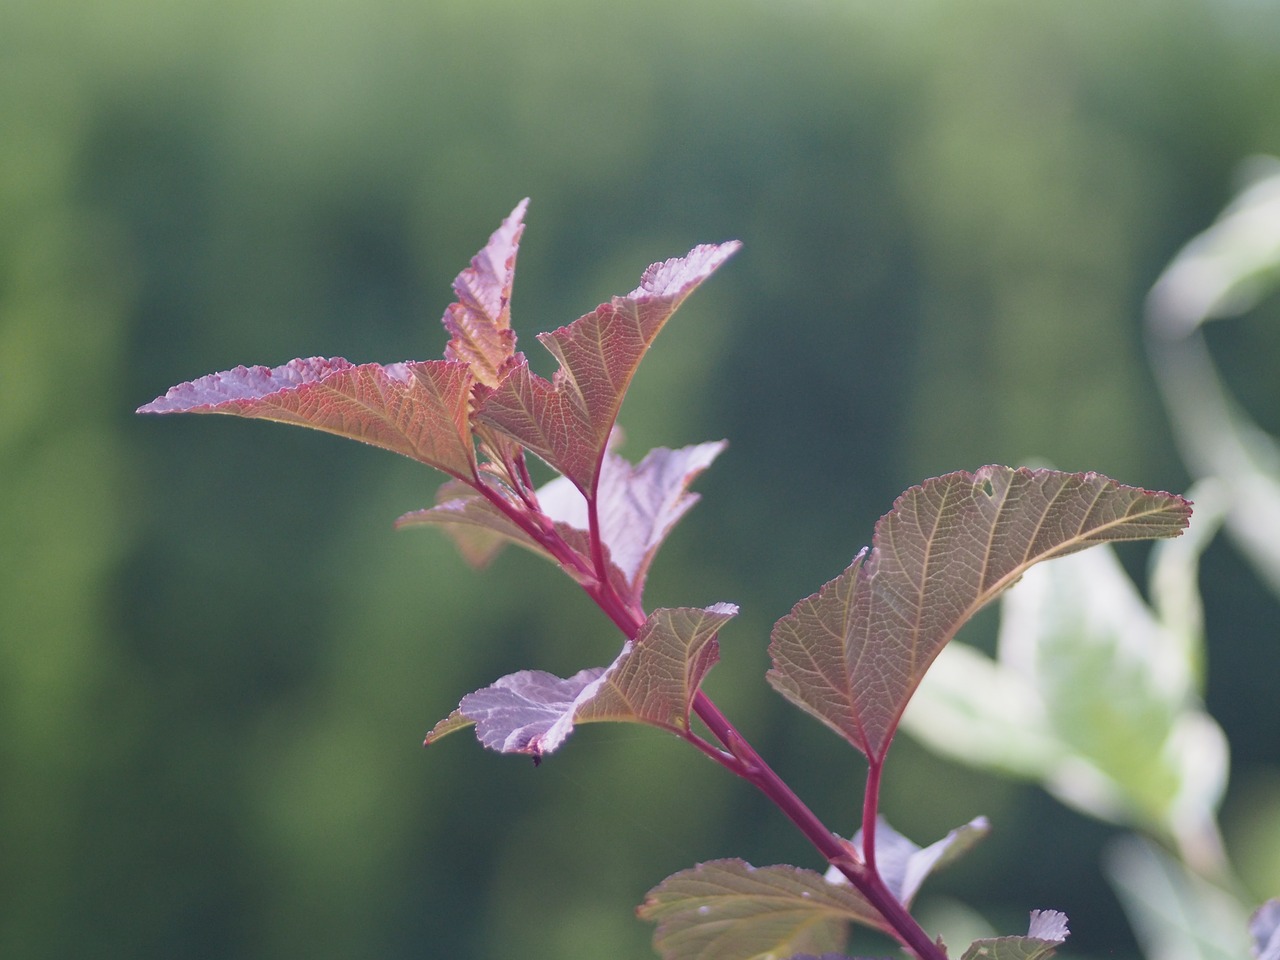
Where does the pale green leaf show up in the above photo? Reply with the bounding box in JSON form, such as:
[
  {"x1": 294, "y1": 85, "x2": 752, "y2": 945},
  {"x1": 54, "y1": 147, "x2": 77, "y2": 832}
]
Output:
[{"x1": 1105, "y1": 836, "x2": 1250, "y2": 960}]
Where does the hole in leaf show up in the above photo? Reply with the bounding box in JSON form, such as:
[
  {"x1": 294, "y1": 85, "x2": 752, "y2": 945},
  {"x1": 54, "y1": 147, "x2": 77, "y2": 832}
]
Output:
[{"x1": 979, "y1": 477, "x2": 995, "y2": 498}]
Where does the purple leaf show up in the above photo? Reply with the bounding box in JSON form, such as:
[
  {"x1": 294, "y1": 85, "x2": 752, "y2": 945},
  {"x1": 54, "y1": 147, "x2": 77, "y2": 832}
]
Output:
[
  {"x1": 439, "y1": 199, "x2": 531, "y2": 479},
  {"x1": 1252, "y1": 899, "x2": 1280, "y2": 960},
  {"x1": 768, "y1": 466, "x2": 1192, "y2": 762},
  {"x1": 424, "y1": 604, "x2": 736, "y2": 759},
  {"x1": 460, "y1": 666, "x2": 606, "y2": 757},
  {"x1": 574, "y1": 603, "x2": 735, "y2": 729},
  {"x1": 638, "y1": 859, "x2": 886, "y2": 960},
  {"x1": 535, "y1": 441, "x2": 727, "y2": 600},
  {"x1": 474, "y1": 242, "x2": 740, "y2": 492},
  {"x1": 138, "y1": 357, "x2": 477, "y2": 479},
  {"x1": 442, "y1": 199, "x2": 525, "y2": 389},
  {"x1": 1026, "y1": 911, "x2": 1070, "y2": 942},
  {"x1": 399, "y1": 442, "x2": 726, "y2": 600},
  {"x1": 960, "y1": 910, "x2": 1069, "y2": 960},
  {"x1": 838, "y1": 817, "x2": 988, "y2": 908},
  {"x1": 396, "y1": 479, "x2": 627, "y2": 591}
]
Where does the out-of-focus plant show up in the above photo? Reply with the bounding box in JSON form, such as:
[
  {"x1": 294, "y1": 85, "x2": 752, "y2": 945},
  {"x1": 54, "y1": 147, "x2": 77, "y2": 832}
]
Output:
[{"x1": 903, "y1": 162, "x2": 1280, "y2": 959}]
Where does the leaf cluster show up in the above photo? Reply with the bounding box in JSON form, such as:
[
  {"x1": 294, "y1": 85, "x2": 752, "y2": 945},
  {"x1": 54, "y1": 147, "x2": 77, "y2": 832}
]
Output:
[{"x1": 140, "y1": 203, "x2": 1197, "y2": 958}]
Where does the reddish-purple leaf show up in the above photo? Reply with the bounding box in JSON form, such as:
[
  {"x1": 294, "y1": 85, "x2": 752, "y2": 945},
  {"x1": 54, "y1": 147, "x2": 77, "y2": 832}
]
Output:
[
  {"x1": 398, "y1": 442, "x2": 725, "y2": 601},
  {"x1": 440, "y1": 199, "x2": 531, "y2": 479},
  {"x1": 574, "y1": 603, "x2": 734, "y2": 728},
  {"x1": 474, "y1": 242, "x2": 740, "y2": 492},
  {"x1": 138, "y1": 357, "x2": 477, "y2": 478},
  {"x1": 458, "y1": 666, "x2": 606, "y2": 757},
  {"x1": 638, "y1": 860, "x2": 883, "y2": 960},
  {"x1": 424, "y1": 604, "x2": 736, "y2": 759},
  {"x1": 768, "y1": 467, "x2": 1192, "y2": 762},
  {"x1": 535, "y1": 441, "x2": 727, "y2": 601},
  {"x1": 443, "y1": 199, "x2": 525, "y2": 389},
  {"x1": 839, "y1": 817, "x2": 988, "y2": 908}
]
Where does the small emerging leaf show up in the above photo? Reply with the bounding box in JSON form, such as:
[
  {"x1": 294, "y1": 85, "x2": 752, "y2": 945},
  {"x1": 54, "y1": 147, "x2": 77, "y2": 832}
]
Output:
[
  {"x1": 830, "y1": 817, "x2": 989, "y2": 909},
  {"x1": 474, "y1": 242, "x2": 740, "y2": 492},
  {"x1": 441, "y1": 199, "x2": 531, "y2": 480},
  {"x1": 960, "y1": 910, "x2": 1069, "y2": 960},
  {"x1": 768, "y1": 466, "x2": 1191, "y2": 762},
  {"x1": 535, "y1": 441, "x2": 728, "y2": 601},
  {"x1": 398, "y1": 479, "x2": 533, "y2": 568},
  {"x1": 138, "y1": 357, "x2": 477, "y2": 478},
  {"x1": 399, "y1": 441, "x2": 726, "y2": 601},
  {"x1": 638, "y1": 860, "x2": 885, "y2": 960},
  {"x1": 425, "y1": 604, "x2": 736, "y2": 758},
  {"x1": 443, "y1": 199, "x2": 525, "y2": 389}
]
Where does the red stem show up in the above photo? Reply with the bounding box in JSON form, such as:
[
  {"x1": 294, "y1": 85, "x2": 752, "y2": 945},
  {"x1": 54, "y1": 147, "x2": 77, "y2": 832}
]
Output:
[
  {"x1": 691, "y1": 692, "x2": 944, "y2": 960},
  {"x1": 863, "y1": 758, "x2": 884, "y2": 876},
  {"x1": 577, "y1": 542, "x2": 944, "y2": 957},
  {"x1": 484, "y1": 481, "x2": 944, "y2": 958}
]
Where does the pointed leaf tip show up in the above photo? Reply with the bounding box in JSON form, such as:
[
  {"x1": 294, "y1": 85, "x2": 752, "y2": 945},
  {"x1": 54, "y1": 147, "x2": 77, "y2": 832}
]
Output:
[
  {"x1": 137, "y1": 357, "x2": 477, "y2": 477},
  {"x1": 837, "y1": 817, "x2": 989, "y2": 908},
  {"x1": 443, "y1": 199, "x2": 528, "y2": 388},
  {"x1": 529, "y1": 440, "x2": 729, "y2": 601},
  {"x1": 768, "y1": 466, "x2": 1192, "y2": 761},
  {"x1": 629, "y1": 240, "x2": 743, "y2": 299},
  {"x1": 475, "y1": 241, "x2": 739, "y2": 490}
]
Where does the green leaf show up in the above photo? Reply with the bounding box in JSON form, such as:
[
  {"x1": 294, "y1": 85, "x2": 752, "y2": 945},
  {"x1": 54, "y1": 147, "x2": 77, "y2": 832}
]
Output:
[
  {"x1": 138, "y1": 357, "x2": 477, "y2": 478},
  {"x1": 638, "y1": 860, "x2": 885, "y2": 960},
  {"x1": 1146, "y1": 158, "x2": 1280, "y2": 600},
  {"x1": 474, "y1": 242, "x2": 740, "y2": 492},
  {"x1": 959, "y1": 911, "x2": 1068, "y2": 960},
  {"x1": 1104, "y1": 836, "x2": 1250, "y2": 960},
  {"x1": 1147, "y1": 157, "x2": 1280, "y2": 336},
  {"x1": 768, "y1": 466, "x2": 1191, "y2": 762},
  {"x1": 424, "y1": 604, "x2": 736, "y2": 759},
  {"x1": 901, "y1": 535, "x2": 1227, "y2": 847}
]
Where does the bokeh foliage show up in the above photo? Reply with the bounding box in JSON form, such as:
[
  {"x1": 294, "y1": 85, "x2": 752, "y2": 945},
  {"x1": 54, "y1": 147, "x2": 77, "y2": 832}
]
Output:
[{"x1": 3, "y1": 1, "x2": 1279, "y2": 958}]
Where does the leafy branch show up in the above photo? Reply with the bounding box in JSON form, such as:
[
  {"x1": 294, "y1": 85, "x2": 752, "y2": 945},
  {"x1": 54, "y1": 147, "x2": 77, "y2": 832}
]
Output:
[{"x1": 140, "y1": 200, "x2": 1193, "y2": 958}]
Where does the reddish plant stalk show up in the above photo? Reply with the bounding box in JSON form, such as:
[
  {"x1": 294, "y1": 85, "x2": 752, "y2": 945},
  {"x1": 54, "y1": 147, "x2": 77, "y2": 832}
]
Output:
[
  {"x1": 554, "y1": 501, "x2": 946, "y2": 960},
  {"x1": 475, "y1": 480, "x2": 944, "y2": 957}
]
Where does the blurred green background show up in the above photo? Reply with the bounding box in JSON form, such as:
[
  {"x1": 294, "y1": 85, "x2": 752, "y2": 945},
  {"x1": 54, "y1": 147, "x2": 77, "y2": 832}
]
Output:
[{"x1": 4, "y1": 0, "x2": 1280, "y2": 957}]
